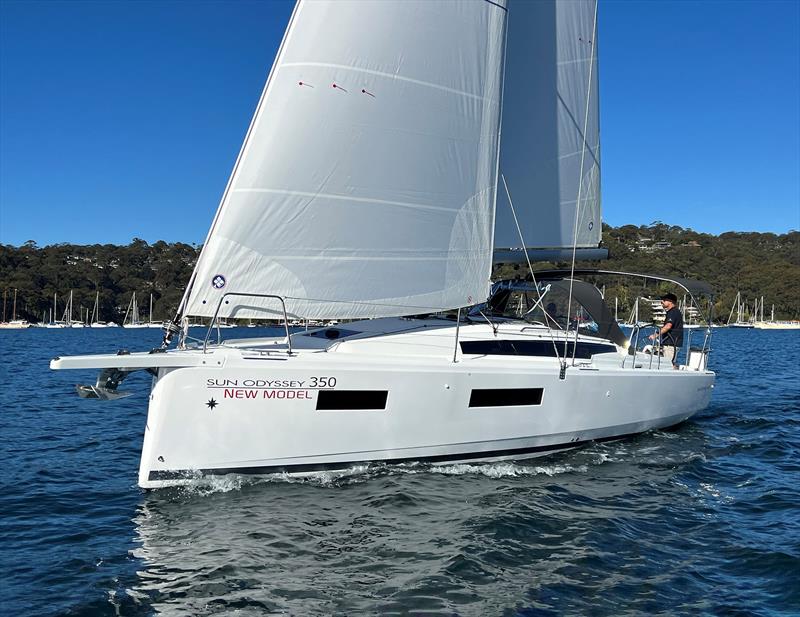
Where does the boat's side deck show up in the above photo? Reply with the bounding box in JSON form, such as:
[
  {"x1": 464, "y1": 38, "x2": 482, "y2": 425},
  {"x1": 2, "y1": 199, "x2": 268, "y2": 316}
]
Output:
[{"x1": 52, "y1": 316, "x2": 707, "y2": 375}]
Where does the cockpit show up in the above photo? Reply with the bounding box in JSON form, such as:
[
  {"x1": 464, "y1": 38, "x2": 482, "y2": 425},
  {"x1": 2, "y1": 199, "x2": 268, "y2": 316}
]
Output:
[{"x1": 479, "y1": 278, "x2": 629, "y2": 348}]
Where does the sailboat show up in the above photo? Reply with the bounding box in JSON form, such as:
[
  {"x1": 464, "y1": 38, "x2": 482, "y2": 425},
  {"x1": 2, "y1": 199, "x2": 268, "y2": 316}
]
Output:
[
  {"x1": 753, "y1": 298, "x2": 800, "y2": 329},
  {"x1": 0, "y1": 288, "x2": 33, "y2": 329},
  {"x1": 51, "y1": 0, "x2": 714, "y2": 489},
  {"x1": 123, "y1": 292, "x2": 149, "y2": 328},
  {"x1": 620, "y1": 297, "x2": 648, "y2": 329},
  {"x1": 89, "y1": 291, "x2": 108, "y2": 327},
  {"x1": 726, "y1": 291, "x2": 754, "y2": 329},
  {"x1": 681, "y1": 294, "x2": 704, "y2": 330},
  {"x1": 45, "y1": 292, "x2": 67, "y2": 328},
  {"x1": 62, "y1": 290, "x2": 85, "y2": 328},
  {"x1": 89, "y1": 291, "x2": 119, "y2": 327},
  {"x1": 146, "y1": 294, "x2": 164, "y2": 328}
]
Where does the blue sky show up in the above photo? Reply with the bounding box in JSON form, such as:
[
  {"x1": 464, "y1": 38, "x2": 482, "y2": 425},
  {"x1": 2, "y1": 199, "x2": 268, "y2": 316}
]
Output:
[{"x1": 1, "y1": 0, "x2": 798, "y2": 247}]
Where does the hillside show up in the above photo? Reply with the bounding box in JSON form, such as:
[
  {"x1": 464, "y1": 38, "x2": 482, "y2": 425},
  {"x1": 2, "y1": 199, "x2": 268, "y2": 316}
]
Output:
[
  {"x1": 1, "y1": 224, "x2": 798, "y2": 323},
  {"x1": 496, "y1": 223, "x2": 800, "y2": 322}
]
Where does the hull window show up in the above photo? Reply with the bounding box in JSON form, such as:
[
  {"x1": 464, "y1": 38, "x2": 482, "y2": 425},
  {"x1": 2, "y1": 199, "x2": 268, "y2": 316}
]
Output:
[
  {"x1": 460, "y1": 340, "x2": 614, "y2": 359},
  {"x1": 469, "y1": 388, "x2": 544, "y2": 408},
  {"x1": 316, "y1": 390, "x2": 388, "y2": 411}
]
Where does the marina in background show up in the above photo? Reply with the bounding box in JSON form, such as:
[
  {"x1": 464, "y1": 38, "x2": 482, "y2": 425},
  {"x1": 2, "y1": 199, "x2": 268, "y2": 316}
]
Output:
[{"x1": 1, "y1": 224, "x2": 798, "y2": 330}]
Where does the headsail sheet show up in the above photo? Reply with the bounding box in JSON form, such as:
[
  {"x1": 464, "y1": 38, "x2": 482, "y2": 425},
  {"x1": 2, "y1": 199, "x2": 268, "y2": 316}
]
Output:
[
  {"x1": 183, "y1": 0, "x2": 506, "y2": 320},
  {"x1": 494, "y1": 0, "x2": 601, "y2": 258}
]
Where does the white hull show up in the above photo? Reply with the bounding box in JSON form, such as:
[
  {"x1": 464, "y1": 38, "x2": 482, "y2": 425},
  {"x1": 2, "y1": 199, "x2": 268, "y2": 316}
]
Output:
[
  {"x1": 753, "y1": 321, "x2": 800, "y2": 330},
  {"x1": 52, "y1": 318, "x2": 714, "y2": 489},
  {"x1": 0, "y1": 320, "x2": 32, "y2": 329}
]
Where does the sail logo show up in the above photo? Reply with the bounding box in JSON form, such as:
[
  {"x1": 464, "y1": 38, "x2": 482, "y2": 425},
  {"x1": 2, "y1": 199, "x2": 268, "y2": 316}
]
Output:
[{"x1": 211, "y1": 274, "x2": 226, "y2": 289}]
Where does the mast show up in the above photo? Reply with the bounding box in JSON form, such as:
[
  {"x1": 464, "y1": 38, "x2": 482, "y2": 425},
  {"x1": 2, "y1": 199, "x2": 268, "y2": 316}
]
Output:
[
  {"x1": 1, "y1": 288, "x2": 6, "y2": 322},
  {"x1": 727, "y1": 293, "x2": 736, "y2": 325},
  {"x1": 123, "y1": 294, "x2": 132, "y2": 326},
  {"x1": 12, "y1": 288, "x2": 17, "y2": 320}
]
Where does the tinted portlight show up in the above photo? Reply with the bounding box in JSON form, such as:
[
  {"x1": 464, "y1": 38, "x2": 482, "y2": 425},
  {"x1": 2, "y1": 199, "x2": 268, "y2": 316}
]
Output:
[
  {"x1": 316, "y1": 390, "x2": 388, "y2": 410},
  {"x1": 469, "y1": 388, "x2": 543, "y2": 408}
]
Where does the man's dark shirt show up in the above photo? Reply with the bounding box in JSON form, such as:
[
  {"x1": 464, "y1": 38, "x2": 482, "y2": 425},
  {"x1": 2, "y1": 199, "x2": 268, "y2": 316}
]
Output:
[{"x1": 663, "y1": 306, "x2": 684, "y2": 347}]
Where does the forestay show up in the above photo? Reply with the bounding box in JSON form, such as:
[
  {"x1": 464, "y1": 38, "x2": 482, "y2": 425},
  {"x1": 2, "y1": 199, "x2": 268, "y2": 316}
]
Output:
[
  {"x1": 182, "y1": 0, "x2": 506, "y2": 320},
  {"x1": 494, "y1": 0, "x2": 601, "y2": 261}
]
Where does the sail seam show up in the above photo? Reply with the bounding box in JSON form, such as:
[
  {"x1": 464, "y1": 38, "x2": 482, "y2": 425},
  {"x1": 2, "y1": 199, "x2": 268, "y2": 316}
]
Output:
[
  {"x1": 217, "y1": 255, "x2": 479, "y2": 262},
  {"x1": 233, "y1": 188, "x2": 492, "y2": 216},
  {"x1": 557, "y1": 57, "x2": 594, "y2": 67},
  {"x1": 558, "y1": 146, "x2": 599, "y2": 160},
  {"x1": 280, "y1": 62, "x2": 498, "y2": 104}
]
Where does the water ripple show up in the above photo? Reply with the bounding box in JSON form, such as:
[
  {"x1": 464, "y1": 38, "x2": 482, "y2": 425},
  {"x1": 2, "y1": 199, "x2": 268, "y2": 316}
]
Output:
[{"x1": 1, "y1": 328, "x2": 799, "y2": 615}]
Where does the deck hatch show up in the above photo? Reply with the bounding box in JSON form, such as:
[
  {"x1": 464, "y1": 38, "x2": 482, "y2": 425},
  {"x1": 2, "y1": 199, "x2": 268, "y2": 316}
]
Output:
[
  {"x1": 469, "y1": 388, "x2": 543, "y2": 408},
  {"x1": 304, "y1": 328, "x2": 360, "y2": 339},
  {"x1": 316, "y1": 390, "x2": 388, "y2": 410}
]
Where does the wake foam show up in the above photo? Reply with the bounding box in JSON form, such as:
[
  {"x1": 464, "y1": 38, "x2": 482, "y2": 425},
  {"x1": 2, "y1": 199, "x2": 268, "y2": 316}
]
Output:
[{"x1": 163, "y1": 460, "x2": 591, "y2": 494}]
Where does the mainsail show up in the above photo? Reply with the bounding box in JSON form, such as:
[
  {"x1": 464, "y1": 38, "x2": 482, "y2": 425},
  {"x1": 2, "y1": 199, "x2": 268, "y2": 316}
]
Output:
[
  {"x1": 182, "y1": 0, "x2": 507, "y2": 320},
  {"x1": 494, "y1": 0, "x2": 602, "y2": 262}
]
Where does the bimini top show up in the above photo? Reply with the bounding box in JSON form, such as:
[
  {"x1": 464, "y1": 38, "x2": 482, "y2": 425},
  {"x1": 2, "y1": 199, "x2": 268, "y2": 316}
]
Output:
[{"x1": 531, "y1": 269, "x2": 714, "y2": 300}]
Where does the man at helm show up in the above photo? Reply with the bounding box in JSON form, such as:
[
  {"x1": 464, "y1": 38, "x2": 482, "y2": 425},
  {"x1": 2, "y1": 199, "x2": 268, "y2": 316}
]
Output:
[{"x1": 649, "y1": 293, "x2": 684, "y2": 368}]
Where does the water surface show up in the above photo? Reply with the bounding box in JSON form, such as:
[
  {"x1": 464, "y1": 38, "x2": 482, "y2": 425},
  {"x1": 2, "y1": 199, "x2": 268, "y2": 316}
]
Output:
[{"x1": 2, "y1": 328, "x2": 798, "y2": 615}]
